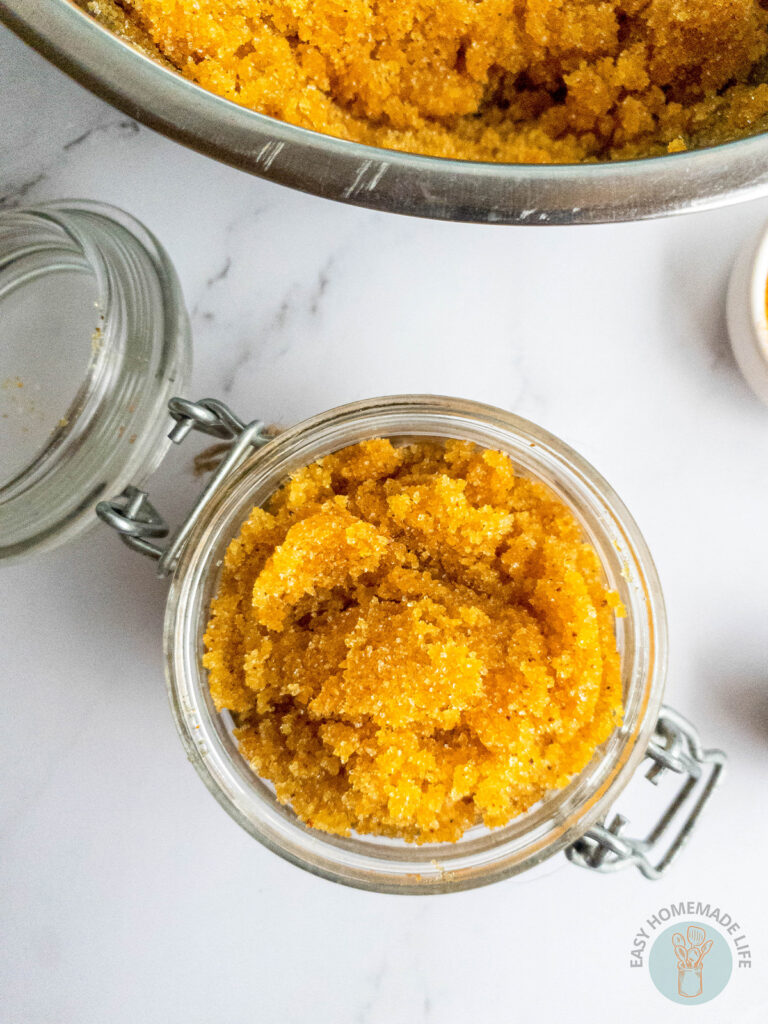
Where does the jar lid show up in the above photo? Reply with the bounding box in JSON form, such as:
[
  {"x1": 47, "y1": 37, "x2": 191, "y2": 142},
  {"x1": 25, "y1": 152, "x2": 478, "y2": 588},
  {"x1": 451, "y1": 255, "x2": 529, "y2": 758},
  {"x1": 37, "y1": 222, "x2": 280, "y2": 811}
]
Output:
[{"x1": 0, "y1": 201, "x2": 191, "y2": 560}]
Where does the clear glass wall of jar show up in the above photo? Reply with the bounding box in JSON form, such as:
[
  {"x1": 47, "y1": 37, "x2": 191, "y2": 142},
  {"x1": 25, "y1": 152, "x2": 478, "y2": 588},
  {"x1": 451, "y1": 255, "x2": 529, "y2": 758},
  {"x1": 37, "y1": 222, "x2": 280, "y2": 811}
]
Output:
[{"x1": 161, "y1": 395, "x2": 669, "y2": 893}]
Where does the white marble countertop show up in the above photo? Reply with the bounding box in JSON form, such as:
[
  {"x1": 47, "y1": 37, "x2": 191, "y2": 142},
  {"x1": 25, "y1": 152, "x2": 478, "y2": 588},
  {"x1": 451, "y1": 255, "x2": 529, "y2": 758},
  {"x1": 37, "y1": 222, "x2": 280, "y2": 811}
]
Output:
[{"x1": 2, "y1": 22, "x2": 767, "y2": 1024}]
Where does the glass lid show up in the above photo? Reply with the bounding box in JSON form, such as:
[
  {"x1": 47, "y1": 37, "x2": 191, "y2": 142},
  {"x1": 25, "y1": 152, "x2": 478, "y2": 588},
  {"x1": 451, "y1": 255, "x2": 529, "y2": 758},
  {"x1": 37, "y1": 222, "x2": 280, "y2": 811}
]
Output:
[{"x1": 0, "y1": 201, "x2": 191, "y2": 560}]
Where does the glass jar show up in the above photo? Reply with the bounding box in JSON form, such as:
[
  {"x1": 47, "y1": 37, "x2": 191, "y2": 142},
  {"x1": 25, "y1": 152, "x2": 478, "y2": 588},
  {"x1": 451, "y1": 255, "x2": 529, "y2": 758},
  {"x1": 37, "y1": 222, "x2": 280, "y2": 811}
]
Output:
[
  {"x1": 0, "y1": 201, "x2": 190, "y2": 559},
  {"x1": 98, "y1": 393, "x2": 726, "y2": 893}
]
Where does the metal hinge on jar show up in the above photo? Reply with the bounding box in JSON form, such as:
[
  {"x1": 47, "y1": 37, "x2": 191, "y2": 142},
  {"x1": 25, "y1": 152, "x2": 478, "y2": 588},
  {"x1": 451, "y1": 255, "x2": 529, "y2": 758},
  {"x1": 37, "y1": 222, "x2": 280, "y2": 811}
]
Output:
[
  {"x1": 565, "y1": 707, "x2": 726, "y2": 879},
  {"x1": 96, "y1": 397, "x2": 271, "y2": 577}
]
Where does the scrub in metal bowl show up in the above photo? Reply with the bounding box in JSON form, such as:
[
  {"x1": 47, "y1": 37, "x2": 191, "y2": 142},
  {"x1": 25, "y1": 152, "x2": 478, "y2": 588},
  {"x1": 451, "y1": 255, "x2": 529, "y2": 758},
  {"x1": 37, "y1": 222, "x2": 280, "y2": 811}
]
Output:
[{"x1": 2, "y1": 0, "x2": 768, "y2": 223}]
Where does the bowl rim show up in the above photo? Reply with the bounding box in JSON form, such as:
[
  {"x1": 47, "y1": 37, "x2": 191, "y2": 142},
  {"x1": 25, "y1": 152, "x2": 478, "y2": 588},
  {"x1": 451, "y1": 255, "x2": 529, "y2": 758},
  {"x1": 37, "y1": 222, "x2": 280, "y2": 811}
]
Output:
[{"x1": 3, "y1": 0, "x2": 768, "y2": 224}]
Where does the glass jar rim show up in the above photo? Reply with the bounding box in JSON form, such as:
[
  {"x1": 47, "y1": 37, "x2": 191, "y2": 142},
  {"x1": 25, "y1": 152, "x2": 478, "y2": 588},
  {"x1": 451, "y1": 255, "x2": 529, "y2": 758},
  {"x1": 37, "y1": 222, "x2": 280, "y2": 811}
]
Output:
[{"x1": 164, "y1": 395, "x2": 668, "y2": 893}]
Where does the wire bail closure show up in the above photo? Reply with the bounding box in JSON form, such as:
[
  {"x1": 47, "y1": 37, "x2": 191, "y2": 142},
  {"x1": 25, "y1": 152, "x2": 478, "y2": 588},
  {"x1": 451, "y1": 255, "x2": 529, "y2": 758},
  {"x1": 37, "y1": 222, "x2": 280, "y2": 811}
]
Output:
[
  {"x1": 565, "y1": 706, "x2": 725, "y2": 878},
  {"x1": 96, "y1": 397, "x2": 270, "y2": 577}
]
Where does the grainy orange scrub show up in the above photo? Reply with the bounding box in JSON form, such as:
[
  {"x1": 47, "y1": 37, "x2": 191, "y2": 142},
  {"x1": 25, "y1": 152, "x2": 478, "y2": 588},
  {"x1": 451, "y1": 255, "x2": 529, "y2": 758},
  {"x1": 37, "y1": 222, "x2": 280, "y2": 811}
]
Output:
[
  {"x1": 85, "y1": 0, "x2": 768, "y2": 162},
  {"x1": 203, "y1": 439, "x2": 624, "y2": 843}
]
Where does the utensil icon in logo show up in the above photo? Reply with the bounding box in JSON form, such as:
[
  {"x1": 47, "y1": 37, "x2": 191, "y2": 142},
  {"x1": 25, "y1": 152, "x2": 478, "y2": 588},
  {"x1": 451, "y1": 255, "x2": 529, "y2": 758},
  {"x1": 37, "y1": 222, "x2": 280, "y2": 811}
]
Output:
[{"x1": 673, "y1": 925, "x2": 714, "y2": 997}]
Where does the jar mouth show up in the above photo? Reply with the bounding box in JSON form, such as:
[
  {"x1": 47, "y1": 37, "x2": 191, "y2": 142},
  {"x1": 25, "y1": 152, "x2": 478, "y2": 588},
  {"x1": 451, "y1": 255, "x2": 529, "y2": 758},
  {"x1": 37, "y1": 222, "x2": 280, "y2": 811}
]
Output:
[
  {"x1": 165, "y1": 395, "x2": 667, "y2": 893},
  {"x1": 0, "y1": 201, "x2": 190, "y2": 560}
]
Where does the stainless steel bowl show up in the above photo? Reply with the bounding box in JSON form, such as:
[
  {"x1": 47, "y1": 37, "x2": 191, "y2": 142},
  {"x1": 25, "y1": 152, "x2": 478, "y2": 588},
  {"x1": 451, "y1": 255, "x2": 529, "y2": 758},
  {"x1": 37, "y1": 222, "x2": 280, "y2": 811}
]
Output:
[{"x1": 3, "y1": 0, "x2": 768, "y2": 225}]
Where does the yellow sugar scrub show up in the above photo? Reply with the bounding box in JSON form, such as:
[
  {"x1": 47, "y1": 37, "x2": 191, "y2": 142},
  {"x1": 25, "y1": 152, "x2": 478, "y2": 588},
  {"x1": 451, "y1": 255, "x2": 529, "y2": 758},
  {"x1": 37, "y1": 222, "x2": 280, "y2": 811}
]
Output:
[
  {"x1": 86, "y1": 0, "x2": 768, "y2": 162},
  {"x1": 203, "y1": 438, "x2": 625, "y2": 843}
]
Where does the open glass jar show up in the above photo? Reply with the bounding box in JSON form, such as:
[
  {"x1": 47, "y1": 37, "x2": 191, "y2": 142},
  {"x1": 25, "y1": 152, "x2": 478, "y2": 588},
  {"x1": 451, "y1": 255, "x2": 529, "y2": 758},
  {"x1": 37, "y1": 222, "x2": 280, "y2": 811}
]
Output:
[{"x1": 97, "y1": 393, "x2": 725, "y2": 893}]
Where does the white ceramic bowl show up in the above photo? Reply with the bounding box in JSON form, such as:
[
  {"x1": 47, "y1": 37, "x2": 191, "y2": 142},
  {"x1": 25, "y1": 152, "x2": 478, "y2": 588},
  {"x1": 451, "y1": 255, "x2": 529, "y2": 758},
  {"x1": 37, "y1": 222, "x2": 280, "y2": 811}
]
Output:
[{"x1": 727, "y1": 222, "x2": 768, "y2": 405}]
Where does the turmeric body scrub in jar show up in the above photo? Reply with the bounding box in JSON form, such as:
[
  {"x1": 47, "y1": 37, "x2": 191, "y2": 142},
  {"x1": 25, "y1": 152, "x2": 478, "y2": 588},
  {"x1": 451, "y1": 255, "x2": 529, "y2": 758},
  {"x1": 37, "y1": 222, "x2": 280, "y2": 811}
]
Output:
[
  {"x1": 161, "y1": 396, "x2": 673, "y2": 890},
  {"x1": 204, "y1": 437, "x2": 624, "y2": 843}
]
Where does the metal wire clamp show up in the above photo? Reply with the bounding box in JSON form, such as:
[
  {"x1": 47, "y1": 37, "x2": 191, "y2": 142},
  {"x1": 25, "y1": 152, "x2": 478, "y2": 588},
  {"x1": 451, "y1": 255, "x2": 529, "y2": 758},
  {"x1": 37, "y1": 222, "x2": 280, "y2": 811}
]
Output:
[
  {"x1": 565, "y1": 706, "x2": 726, "y2": 879},
  {"x1": 96, "y1": 397, "x2": 271, "y2": 577}
]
